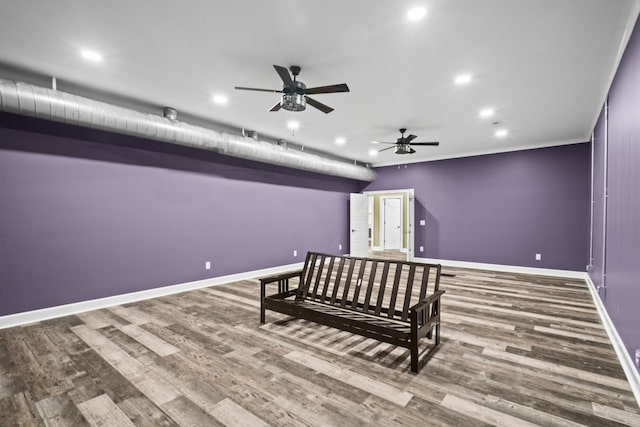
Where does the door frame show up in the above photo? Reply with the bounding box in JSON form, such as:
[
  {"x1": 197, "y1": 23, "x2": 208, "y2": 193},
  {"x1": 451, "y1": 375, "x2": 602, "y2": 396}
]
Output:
[
  {"x1": 363, "y1": 188, "x2": 415, "y2": 261},
  {"x1": 380, "y1": 196, "x2": 403, "y2": 250}
]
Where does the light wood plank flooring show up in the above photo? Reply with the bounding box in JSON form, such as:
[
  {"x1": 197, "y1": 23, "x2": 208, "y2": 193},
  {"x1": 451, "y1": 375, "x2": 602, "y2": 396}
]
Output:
[{"x1": 1, "y1": 266, "x2": 639, "y2": 426}]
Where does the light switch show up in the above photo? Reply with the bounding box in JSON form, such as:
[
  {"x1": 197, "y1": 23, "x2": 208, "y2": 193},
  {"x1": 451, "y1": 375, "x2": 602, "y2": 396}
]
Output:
[{"x1": 419, "y1": 219, "x2": 426, "y2": 226}]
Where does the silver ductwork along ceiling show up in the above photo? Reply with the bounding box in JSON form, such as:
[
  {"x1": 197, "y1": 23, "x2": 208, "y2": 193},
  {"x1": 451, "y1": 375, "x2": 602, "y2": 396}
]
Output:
[{"x1": 0, "y1": 78, "x2": 376, "y2": 182}]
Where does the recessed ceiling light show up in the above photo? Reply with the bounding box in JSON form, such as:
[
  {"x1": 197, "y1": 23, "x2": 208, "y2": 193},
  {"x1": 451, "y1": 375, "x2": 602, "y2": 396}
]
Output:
[
  {"x1": 495, "y1": 129, "x2": 508, "y2": 138},
  {"x1": 369, "y1": 149, "x2": 378, "y2": 156},
  {"x1": 80, "y1": 49, "x2": 103, "y2": 62},
  {"x1": 335, "y1": 137, "x2": 346, "y2": 145},
  {"x1": 407, "y1": 6, "x2": 427, "y2": 21},
  {"x1": 479, "y1": 108, "x2": 494, "y2": 118},
  {"x1": 287, "y1": 120, "x2": 299, "y2": 130},
  {"x1": 454, "y1": 74, "x2": 472, "y2": 85},
  {"x1": 212, "y1": 94, "x2": 228, "y2": 105}
]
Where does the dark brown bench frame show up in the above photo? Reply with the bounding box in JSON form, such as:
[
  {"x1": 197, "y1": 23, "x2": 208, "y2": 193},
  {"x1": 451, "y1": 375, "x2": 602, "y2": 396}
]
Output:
[{"x1": 260, "y1": 251, "x2": 444, "y2": 373}]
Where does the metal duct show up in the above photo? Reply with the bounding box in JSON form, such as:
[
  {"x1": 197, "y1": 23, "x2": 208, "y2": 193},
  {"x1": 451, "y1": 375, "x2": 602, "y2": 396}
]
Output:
[{"x1": 0, "y1": 78, "x2": 376, "y2": 182}]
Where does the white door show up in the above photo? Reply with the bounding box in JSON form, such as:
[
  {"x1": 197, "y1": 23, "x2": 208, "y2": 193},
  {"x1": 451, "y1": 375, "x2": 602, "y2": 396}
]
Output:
[
  {"x1": 350, "y1": 193, "x2": 369, "y2": 257},
  {"x1": 383, "y1": 197, "x2": 402, "y2": 250}
]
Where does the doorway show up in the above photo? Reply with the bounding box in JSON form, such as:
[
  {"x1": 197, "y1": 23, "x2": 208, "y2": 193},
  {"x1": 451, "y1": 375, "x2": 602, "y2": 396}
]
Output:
[{"x1": 350, "y1": 189, "x2": 414, "y2": 261}]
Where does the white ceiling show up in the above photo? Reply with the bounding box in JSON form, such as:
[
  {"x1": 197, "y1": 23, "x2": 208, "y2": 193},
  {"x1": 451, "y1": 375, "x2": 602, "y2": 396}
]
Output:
[{"x1": 0, "y1": 0, "x2": 638, "y2": 167}]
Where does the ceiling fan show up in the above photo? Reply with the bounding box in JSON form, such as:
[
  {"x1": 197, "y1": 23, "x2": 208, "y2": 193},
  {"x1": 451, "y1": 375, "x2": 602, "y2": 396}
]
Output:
[
  {"x1": 235, "y1": 65, "x2": 349, "y2": 114},
  {"x1": 378, "y1": 128, "x2": 440, "y2": 154}
]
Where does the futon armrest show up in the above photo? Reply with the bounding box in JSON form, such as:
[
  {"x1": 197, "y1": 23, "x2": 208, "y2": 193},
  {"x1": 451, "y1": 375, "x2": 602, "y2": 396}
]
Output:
[
  {"x1": 259, "y1": 269, "x2": 303, "y2": 285},
  {"x1": 260, "y1": 270, "x2": 304, "y2": 323},
  {"x1": 409, "y1": 290, "x2": 446, "y2": 313},
  {"x1": 264, "y1": 289, "x2": 298, "y2": 299}
]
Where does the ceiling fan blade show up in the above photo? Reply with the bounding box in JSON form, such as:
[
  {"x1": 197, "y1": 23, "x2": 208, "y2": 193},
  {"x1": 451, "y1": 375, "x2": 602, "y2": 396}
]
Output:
[
  {"x1": 273, "y1": 65, "x2": 294, "y2": 87},
  {"x1": 378, "y1": 145, "x2": 396, "y2": 152},
  {"x1": 377, "y1": 142, "x2": 398, "y2": 145},
  {"x1": 405, "y1": 134, "x2": 417, "y2": 143},
  {"x1": 305, "y1": 96, "x2": 334, "y2": 114},
  {"x1": 235, "y1": 86, "x2": 283, "y2": 93},
  {"x1": 305, "y1": 83, "x2": 350, "y2": 94},
  {"x1": 410, "y1": 142, "x2": 440, "y2": 146},
  {"x1": 269, "y1": 102, "x2": 282, "y2": 112}
]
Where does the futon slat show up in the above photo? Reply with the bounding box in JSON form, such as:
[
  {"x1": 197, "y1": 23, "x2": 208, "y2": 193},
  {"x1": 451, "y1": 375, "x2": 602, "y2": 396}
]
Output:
[
  {"x1": 293, "y1": 301, "x2": 411, "y2": 338},
  {"x1": 419, "y1": 266, "x2": 431, "y2": 301},
  {"x1": 351, "y1": 260, "x2": 368, "y2": 309},
  {"x1": 296, "y1": 253, "x2": 313, "y2": 301},
  {"x1": 310, "y1": 255, "x2": 326, "y2": 300},
  {"x1": 387, "y1": 263, "x2": 403, "y2": 319},
  {"x1": 362, "y1": 260, "x2": 379, "y2": 313},
  {"x1": 401, "y1": 265, "x2": 416, "y2": 322},
  {"x1": 374, "y1": 262, "x2": 390, "y2": 316},
  {"x1": 330, "y1": 258, "x2": 346, "y2": 305},
  {"x1": 319, "y1": 256, "x2": 335, "y2": 303},
  {"x1": 301, "y1": 253, "x2": 319, "y2": 299},
  {"x1": 340, "y1": 259, "x2": 356, "y2": 308}
]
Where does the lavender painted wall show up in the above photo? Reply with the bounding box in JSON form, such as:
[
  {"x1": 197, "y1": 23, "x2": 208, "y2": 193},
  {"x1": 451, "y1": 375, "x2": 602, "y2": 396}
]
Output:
[
  {"x1": 0, "y1": 112, "x2": 363, "y2": 316},
  {"x1": 366, "y1": 144, "x2": 591, "y2": 271},
  {"x1": 590, "y1": 15, "x2": 640, "y2": 367}
]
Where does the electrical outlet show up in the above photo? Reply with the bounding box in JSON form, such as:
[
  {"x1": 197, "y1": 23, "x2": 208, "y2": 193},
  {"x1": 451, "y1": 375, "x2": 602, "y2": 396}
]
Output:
[
  {"x1": 419, "y1": 246, "x2": 424, "y2": 252},
  {"x1": 535, "y1": 253, "x2": 541, "y2": 261},
  {"x1": 420, "y1": 219, "x2": 426, "y2": 226},
  {"x1": 205, "y1": 261, "x2": 211, "y2": 270},
  {"x1": 339, "y1": 244, "x2": 342, "y2": 251},
  {"x1": 293, "y1": 250, "x2": 297, "y2": 257}
]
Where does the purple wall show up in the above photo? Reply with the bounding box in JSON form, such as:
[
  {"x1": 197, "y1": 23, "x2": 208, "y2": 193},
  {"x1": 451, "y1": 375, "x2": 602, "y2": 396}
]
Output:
[
  {"x1": 590, "y1": 16, "x2": 640, "y2": 368},
  {"x1": 0, "y1": 112, "x2": 363, "y2": 316},
  {"x1": 366, "y1": 144, "x2": 591, "y2": 271}
]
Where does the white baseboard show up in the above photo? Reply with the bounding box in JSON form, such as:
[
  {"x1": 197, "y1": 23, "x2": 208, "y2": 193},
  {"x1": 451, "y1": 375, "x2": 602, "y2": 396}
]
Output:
[
  {"x1": 414, "y1": 257, "x2": 587, "y2": 279},
  {"x1": 584, "y1": 276, "x2": 640, "y2": 407},
  {"x1": 0, "y1": 262, "x2": 304, "y2": 330}
]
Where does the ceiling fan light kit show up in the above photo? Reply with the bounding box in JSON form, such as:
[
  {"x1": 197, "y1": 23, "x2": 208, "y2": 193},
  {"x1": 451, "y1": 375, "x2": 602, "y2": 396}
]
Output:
[
  {"x1": 394, "y1": 145, "x2": 416, "y2": 155},
  {"x1": 281, "y1": 90, "x2": 306, "y2": 112}
]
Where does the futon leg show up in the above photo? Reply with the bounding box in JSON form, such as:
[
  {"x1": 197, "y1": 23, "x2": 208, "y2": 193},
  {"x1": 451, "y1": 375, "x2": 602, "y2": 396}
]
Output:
[
  {"x1": 260, "y1": 281, "x2": 266, "y2": 324},
  {"x1": 410, "y1": 310, "x2": 420, "y2": 373},
  {"x1": 435, "y1": 323, "x2": 440, "y2": 346},
  {"x1": 410, "y1": 343, "x2": 419, "y2": 373}
]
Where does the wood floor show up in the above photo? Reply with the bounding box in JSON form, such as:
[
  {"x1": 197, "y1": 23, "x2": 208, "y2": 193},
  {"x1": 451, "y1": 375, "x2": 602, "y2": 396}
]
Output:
[{"x1": 1, "y1": 265, "x2": 639, "y2": 426}]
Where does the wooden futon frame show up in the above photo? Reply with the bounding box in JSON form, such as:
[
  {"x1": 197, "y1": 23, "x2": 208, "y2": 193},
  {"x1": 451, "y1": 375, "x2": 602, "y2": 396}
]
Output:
[{"x1": 260, "y1": 252, "x2": 444, "y2": 373}]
